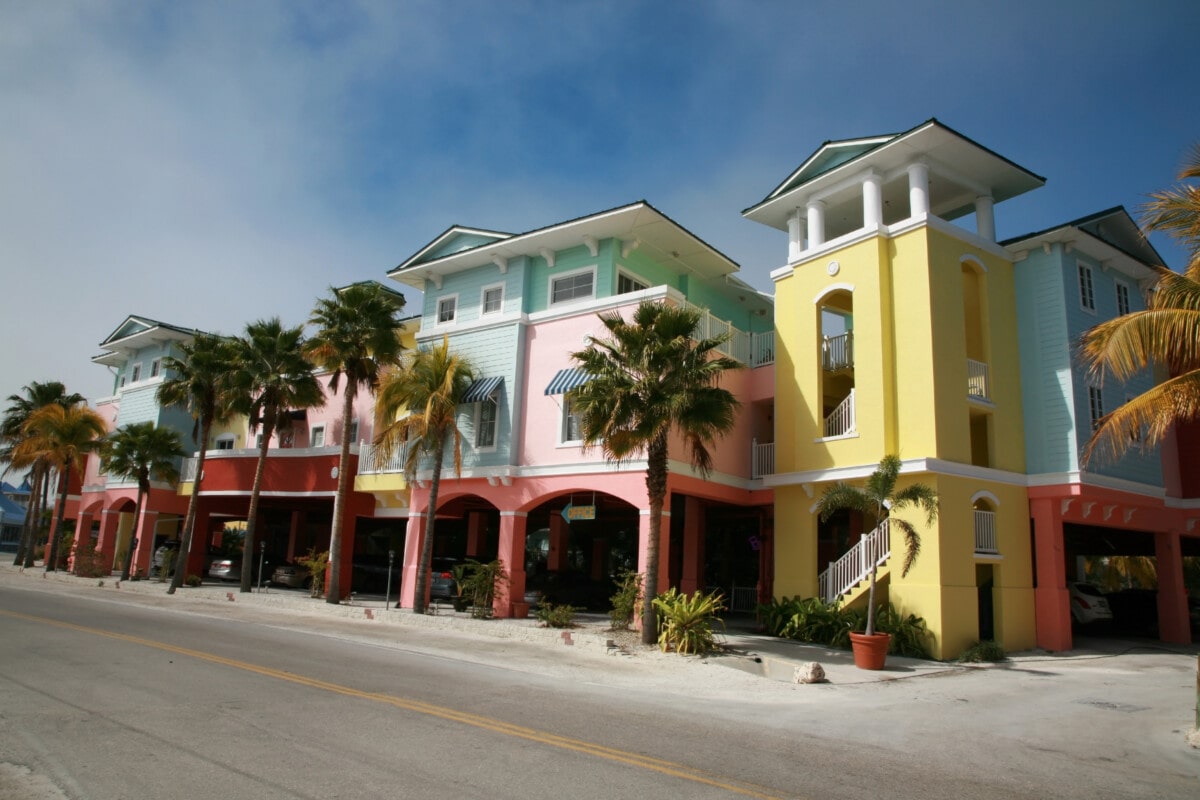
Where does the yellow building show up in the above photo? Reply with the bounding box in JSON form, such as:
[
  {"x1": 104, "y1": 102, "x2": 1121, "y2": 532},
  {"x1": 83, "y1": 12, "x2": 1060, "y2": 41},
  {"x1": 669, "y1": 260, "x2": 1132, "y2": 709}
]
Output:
[{"x1": 743, "y1": 120, "x2": 1043, "y2": 658}]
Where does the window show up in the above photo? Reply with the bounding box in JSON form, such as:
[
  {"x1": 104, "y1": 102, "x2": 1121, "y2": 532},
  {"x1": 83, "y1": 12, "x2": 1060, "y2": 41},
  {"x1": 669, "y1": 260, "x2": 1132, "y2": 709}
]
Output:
[
  {"x1": 481, "y1": 284, "x2": 504, "y2": 316},
  {"x1": 551, "y1": 269, "x2": 595, "y2": 305},
  {"x1": 130, "y1": 363, "x2": 142, "y2": 383},
  {"x1": 1088, "y1": 385, "x2": 1104, "y2": 431},
  {"x1": 311, "y1": 425, "x2": 325, "y2": 448},
  {"x1": 437, "y1": 295, "x2": 458, "y2": 324},
  {"x1": 347, "y1": 419, "x2": 359, "y2": 444},
  {"x1": 475, "y1": 400, "x2": 497, "y2": 449},
  {"x1": 617, "y1": 272, "x2": 649, "y2": 295},
  {"x1": 561, "y1": 395, "x2": 583, "y2": 443},
  {"x1": 150, "y1": 358, "x2": 161, "y2": 378},
  {"x1": 1115, "y1": 281, "x2": 1131, "y2": 316},
  {"x1": 215, "y1": 436, "x2": 235, "y2": 451},
  {"x1": 1078, "y1": 263, "x2": 1095, "y2": 312}
]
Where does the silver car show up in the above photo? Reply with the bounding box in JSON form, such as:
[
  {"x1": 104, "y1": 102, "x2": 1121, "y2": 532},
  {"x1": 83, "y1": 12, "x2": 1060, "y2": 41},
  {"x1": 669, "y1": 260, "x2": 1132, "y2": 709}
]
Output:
[
  {"x1": 208, "y1": 556, "x2": 243, "y2": 582},
  {"x1": 271, "y1": 562, "x2": 311, "y2": 589}
]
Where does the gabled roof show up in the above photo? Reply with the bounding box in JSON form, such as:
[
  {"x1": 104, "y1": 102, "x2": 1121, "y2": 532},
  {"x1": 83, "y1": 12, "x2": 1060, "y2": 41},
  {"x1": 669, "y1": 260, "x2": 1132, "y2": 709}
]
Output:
[
  {"x1": 743, "y1": 118, "x2": 1046, "y2": 232},
  {"x1": 0, "y1": 492, "x2": 26, "y2": 523},
  {"x1": 397, "y1": 226, "x2": 514, "y2": 272},
  {"x1": 1002, "y1": 206, "x2": 1165, "y2": 279},
  {"x1": 388, "y1": 201, "x2": 740, "y2": 290},
  {"x1": 91, "y1": 315, "x2": 206, "y2": 368}
]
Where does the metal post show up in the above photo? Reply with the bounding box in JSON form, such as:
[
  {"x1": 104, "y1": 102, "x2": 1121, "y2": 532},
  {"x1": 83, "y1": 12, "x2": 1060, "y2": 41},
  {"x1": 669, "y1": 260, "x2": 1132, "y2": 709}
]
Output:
[
  {"x1": 257, "y1": 540, "x2": 266, "y2": 592},
  {"x1": 385, "y1": 549, "x2": 395, "y2": 610}
]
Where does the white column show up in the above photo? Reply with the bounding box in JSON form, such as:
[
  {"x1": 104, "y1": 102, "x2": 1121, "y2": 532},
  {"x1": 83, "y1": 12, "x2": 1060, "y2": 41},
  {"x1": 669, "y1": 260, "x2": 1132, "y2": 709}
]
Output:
[
  {"x1": 807, "y1": 200, "x2": 826, "y2": 249},
  {"x1": 787, "y1": 210, "x2": 806, "y2": 261},
  {"x1": 862, "y1": 171, "x2": 883, "y2": 230},
  {"x1": 976, "y1": 195, "x2": 995, "y2": 241},
  {"x1": 907, "y1": 161, "x2": 930, "y2": 218}
]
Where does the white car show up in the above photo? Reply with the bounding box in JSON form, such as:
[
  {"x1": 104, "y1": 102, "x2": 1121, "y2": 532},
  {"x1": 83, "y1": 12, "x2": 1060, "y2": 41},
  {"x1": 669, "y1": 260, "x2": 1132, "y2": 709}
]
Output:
[{"x1": 1068, "y1": 582, "x2": 1113, "y2": 625}]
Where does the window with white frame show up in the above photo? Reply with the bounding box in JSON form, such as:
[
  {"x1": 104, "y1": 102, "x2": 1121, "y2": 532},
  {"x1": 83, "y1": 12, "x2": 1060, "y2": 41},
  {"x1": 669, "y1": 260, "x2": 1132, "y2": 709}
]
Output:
[
  {"x1": 1078, "y1": 263, "x2": 1095, "y2": 312},
  {"x1": 130, "y1": 363, "x2": 142, "y2": 383},
  {"x1": 617, "y1": 272, "x2": 649, "y2": 295},
  {"x1": 311, "y1": 425, "x2": 325, "y2": 448},
  {"x1": 1087, "y1": 385, "x2": 1104, "y2": 430},
  {"x1": 551, "y1": 268, "x2": 595, "y2": 306},
  {"x1": 481, "y1": 284, "x2": 504, "y2": 316},
  {"x1": 475, "y1": 399, "x2": 497, "y2": 449},
  {"x1": 561, "y1": 395, "x2": 583, "y2": 443},
  {"x1": 437, "y1": 294, "x2": 458, "y2": 324},
  {"x1": 1115, "y1": 281, "x2": 1131, "y2": 316},
  {"x1": 215, "y1": 435, "x2": 236, "y2": 451},
  {"x1": 150, "y1": 358, "x2": 161, "y2": 378}
]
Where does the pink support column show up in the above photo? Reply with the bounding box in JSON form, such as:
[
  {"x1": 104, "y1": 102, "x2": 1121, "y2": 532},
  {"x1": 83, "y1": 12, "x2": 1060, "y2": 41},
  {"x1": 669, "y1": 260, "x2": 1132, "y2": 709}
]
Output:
[
  {"x1": 1031, "y1": 497, "x2": 1072, "y2": 651},
  {"x1": 547, "y1": 513, "x2": 568, "y2": 571},
  {"x1": 96, "y1": 509, "x2": 122, "y2": 571},
  {"x1": 466, "y1": 511, "x2": 486, "y2": 558},
  {"x1": 134, "y1": 510, "x2": 158, "y2": 577},
  {"x1": 398, "y1": 511, "x2": 426, "y2": 609},
  {"x1": 494, "y1": 512, "x2": 528, "y2": 618},
  {"x1": 679, "y1": 497, "x2": 705, "y2": 595},
  {"x1": 1155, "y1": 529, "x2": 1191, "y2": 644},
  {"x1": 72, "y1": 510, "x2": 95, "y2": 569}
]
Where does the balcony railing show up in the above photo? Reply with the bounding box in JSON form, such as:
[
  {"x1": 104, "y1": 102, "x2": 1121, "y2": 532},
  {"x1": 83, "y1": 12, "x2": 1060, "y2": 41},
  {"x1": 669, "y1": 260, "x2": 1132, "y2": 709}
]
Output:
[
  {"x1": 751, "y1": 331, "x2": 775, "y2": 366},
  {"x1": 358, "y1": 442, "x2": 409, "y2": 475},
  {"x1": 974, "y1": 509, "x2": 997, "y2": 554},
  {"x1": 823, "y1": 389, "x2": 856, "y2": 438},
  {"x1": 751, "y1": 440, "x2": 774, "y2": 478},
  {"x1": 822, "y1": 332, "x2": 853, "y2": 371},
  {"x1": 685, "y1": 303, "x2": 773, "y2": 367},
  {"x1": 818, "y1": 519, "x2": 891, "y2": 602},
  {"x1": 967, "y1": 359, "x2": 990, "y2": 400}
]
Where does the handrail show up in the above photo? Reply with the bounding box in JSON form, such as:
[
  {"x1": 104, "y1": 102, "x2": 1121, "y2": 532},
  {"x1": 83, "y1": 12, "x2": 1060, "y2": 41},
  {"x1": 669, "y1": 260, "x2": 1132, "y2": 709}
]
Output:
[
  {"x1": 823, "y1": 389, "x2": 856, "y2": 438},
  {"x1": 818, "y1": 519, "x2": 891, "y2": 602}
]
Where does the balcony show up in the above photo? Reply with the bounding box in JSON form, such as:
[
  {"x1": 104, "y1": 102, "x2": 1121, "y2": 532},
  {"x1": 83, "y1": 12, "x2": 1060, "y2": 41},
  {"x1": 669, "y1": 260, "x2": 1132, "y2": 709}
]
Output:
[
  {"x1": 685, "y1": 304, "x2": 774, "y2": 367},
  {"x1": 751, "y1": 440, "x2": 774, "y2": 478},
  {"x1": 823, "y1": 390, "x2": 856, "y2": 438},
  {"x1": 358, "y1": 442, "x2": 410, "y2": 475},
  {"x1": 967, "y1": 359, "x2": 990, "y2": 401},
  {"x1": 822, "y1": 332, "x2": 853, "y2": 371},
  {"x1": 974, "y1": 509, "x2": 997, "y2": 554}
]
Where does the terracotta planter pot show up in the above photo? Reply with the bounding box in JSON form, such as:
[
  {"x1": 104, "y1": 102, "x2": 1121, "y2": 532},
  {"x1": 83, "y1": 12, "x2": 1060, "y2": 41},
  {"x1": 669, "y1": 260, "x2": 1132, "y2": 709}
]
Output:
[
  {"x1": 849, "y1": 631, "x2": 891, "y2": 670},
  {"x1": 511, "y1": 601, "x2": 531, "y2": 619}
]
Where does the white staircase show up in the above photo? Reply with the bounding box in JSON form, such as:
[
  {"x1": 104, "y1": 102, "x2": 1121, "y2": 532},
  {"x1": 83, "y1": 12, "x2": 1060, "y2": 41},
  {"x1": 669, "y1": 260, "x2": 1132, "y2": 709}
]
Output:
[{"x1": 818, "y1": 519, "x2": 891, "y2": 603}]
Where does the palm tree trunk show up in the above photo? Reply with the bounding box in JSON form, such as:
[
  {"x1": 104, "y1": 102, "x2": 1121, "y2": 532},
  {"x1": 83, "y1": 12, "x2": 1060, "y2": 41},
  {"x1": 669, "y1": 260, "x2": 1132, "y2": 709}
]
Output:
[
  {"x1": 326, "y1": 387, "x2": 356, "y2": 605},
  {"x1": 120, "y1": 486, "x2": 147, "y2": 581},
  {"x1": 865, "y1": 563, "x2": 878, "y2": 637},
  {"x1": 168, "y1": 415, "x2": 211, "y2": 595},
  {"x1": 14, "y1": 464, "x2": 42, "y2": 566},
  {"x1": 640, "y1": 434, "x2": 669, "y2": 645},
  {"x1": 44, "y1": 464, "x2": 71, "y2": 572},
  {"x1": 240, "y1": 419, "x2": 274, "y2": 593},
  {"x1": 413, "y1": 435, "x2": 445, "y2": 615},
  {"x1": 22, "y1": 466, "x2": 50, "y2": 569}
]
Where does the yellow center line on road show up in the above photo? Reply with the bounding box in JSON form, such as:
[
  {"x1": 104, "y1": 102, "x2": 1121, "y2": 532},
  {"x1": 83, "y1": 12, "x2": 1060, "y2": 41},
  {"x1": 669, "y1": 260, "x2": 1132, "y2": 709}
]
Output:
[{"x1": 2, "y1": 609, "x2": 795, "y2": 800}]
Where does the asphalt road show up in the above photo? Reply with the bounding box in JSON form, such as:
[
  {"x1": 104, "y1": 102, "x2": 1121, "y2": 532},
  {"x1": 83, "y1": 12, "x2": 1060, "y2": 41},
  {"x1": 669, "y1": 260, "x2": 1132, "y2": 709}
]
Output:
[{"x1": 1, "y1": 580, "x2": 1198, "y2": 799}]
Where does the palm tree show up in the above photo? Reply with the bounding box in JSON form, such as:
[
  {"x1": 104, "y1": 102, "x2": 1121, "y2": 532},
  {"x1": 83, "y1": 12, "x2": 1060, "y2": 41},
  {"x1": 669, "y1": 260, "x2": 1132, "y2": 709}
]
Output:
[
  {"x1": 374, "y1": 336, "x2": 475, "y2": 614},
  {"x1": 233, "y1": 318, "x2": 325, "y2": 593},
  {"x1": 570, "y1": 301, "x2": 741, "y2": 645},
  {"x1": 10, "y1": 403, "x2": 107, "y2": 572},
  {"x1": 157, "y1": 333, "x2": 239, "y2": 594},
  {"x1": 1080, "y1": 144, "x2": 1200, "y2": 463},
  {"x1": 814, "y1": 454, "x2": 939, "y2": 636},
  {"x1": 306, "y1": 283, "x2": 406, "y2": 604},
  {"x1": 100, "y1": 422, "x2": 185, "y2": 580},
  {"x1": 1, "y1": 382, "x2": 86, "y2": 567}
]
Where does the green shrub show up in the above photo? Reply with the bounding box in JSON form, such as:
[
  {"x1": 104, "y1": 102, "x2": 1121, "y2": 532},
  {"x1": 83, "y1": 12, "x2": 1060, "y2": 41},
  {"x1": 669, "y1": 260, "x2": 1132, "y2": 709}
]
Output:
[
  {"x1": 873, "y1": 604, "x2": 932, "y2": 658},
  {"x1": 608, "y1": 569, "x2": 642, "y2": 630},
  {"x1": 185, "y1": 574, "x2": 202, "y2": 587},
  {"x1": 297, "y1": 548, "x2": 329, "y2": 598},
  {"x1": 535, "y1": 599, "x2": 579, "y2": 628},
  {"x1": 957, "y1": 640, "x2": 1006, "y2": 663},
  {"x1": 454, "y1": 559, "x2": 508, "y2": 619},
  {"x1": 72, "y1": 545, "x2": 109, "y2": 578},
  {"x1": 757, "y1": 597, "x2": 930, "y2": 658},
  {"x1": 652, "y1": 588, "x2": 726, "y2": 655}
]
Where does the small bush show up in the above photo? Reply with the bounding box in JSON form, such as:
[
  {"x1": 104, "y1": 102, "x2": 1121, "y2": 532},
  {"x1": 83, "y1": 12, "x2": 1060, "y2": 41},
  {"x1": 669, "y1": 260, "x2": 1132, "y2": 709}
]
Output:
[
  {"x1": 653, "y1": 587, "x2": 726, "y2": 655},
  {"x1": 156, "y1": 549, "x2": 176, "y2": 583},
  {"x1": 873, "y1": 604, "x2": 932, "y2": 659},
  {"x1": 608, "y1": 569, "x2": 642, "y2": 630},
  {"x1": 535, "y1": 599, "x2": 579, "y2": 629},
  {"x1": 455, "y1": 559, "x2": 508, "y2": 619},
  {"x1": 957, "y1": 640, "x2": 1006, "y2": 663},
  {"x1": 185, "y1": 574, "x2": 202, "y2": 587},
  {"x1": 297, "y1": 548, "x2": 329, "y2": 598},
  {"x1": 72, "y1": 545, "x2": 109, "y2": 578},
  {"x1": 757, "y1": 597, "x2": 931, "y2": 658}
]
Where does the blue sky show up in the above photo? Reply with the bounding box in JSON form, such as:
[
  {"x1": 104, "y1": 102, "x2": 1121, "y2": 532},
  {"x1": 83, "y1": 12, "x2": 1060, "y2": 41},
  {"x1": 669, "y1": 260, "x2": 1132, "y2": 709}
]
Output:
[{"x1": 2, "y1": 0, "x2": 1198, "y2": 406}]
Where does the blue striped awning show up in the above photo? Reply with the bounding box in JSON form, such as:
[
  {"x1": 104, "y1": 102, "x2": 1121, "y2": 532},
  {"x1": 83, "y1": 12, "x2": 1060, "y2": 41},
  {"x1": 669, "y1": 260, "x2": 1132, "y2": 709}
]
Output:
[
  {"x1": 462, "y1": 376, "x2": 503, "y2": 404},
  {"x1": 544, "y1": 368, "x2": 592, "y2": 396}
]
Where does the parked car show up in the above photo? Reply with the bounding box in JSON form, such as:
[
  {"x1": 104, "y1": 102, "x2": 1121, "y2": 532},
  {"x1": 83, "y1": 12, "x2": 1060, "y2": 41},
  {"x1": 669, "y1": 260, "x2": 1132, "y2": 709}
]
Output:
[
  {"x1": 151, "y1": 541, "x2": 180, "y2": 577},
  {"x1": 1068, "y1": 582, "x2": 1113, "y2": 625},
  {"x1": 430, "y1": 558, "x2": 458, "y2": 600},
  {"x1": 209, "y1": 556, "x2": 271, "y2": 584},
  {"x1": 271, "y1": 562, "x2": 311, "y2": 589}
]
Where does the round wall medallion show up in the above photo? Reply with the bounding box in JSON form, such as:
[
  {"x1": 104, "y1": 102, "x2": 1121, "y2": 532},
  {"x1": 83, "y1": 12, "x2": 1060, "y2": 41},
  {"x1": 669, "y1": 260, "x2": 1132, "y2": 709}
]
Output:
[
  {"x1": 827, "y1": 261, "x2": 840, "y2": 276},
  {"x1": 331, "y1": 466, "x2": 339, "y2": 479}
]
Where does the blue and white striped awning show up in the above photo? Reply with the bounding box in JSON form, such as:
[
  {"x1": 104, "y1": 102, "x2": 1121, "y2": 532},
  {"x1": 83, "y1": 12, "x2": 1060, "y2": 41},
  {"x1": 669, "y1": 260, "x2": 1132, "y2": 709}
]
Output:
[
  {"x1": 462, "y1": 376, "x2": 503, "y2": 404},
  {"x1": 544, "y1": 368, "x2": 592, "y2": 395}
]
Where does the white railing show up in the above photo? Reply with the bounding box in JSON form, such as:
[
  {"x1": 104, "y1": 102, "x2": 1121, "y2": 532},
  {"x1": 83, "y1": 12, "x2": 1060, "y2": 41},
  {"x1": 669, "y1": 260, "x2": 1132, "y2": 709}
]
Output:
[
  {"x1": 967, "y1": 359, "x2": 990, "y2": 400},
  {"x1": 751, "y1": 440, "x2": 775, "y2": 478},
  {"x1": 729, "y1": 584, "x2": 759, "y2": 612},
  {"x1": 182, "y1": 457, "x2": 198, "y2": 483},
  {"x1": 822, "y1": 332, "x2": 854, "y2": 370},
  {"x1": 974, "y1": 509, "x2": 997, "y2": 554},
  {"x1": 358, "y1": 442, "x2": 409, "y2": 474},
  {"x1": 751, "y1": 331, "x2": 775, "y2": 366},
  {"x1": 823, "y1": 389, "x2": 856, "y2": 438},
  {"x1": 818, "y1": 519, "x2": 891, "y2": 602}
]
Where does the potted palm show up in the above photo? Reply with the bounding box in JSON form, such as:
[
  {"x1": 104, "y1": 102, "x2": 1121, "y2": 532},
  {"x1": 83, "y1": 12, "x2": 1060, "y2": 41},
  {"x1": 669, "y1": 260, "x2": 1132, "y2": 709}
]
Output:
[{"x1": 815, "y1": 454, "x2": 938, "y2": 669}]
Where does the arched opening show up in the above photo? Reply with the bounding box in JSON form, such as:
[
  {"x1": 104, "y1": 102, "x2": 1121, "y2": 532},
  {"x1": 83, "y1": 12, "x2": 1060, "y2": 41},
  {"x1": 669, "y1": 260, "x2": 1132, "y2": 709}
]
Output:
[
  {"x1": 961, "y1": 257, "x2": 991, "y2": 402},
  {"x1": 818, "y1": 288, "x2": 855, "y2": 437}
]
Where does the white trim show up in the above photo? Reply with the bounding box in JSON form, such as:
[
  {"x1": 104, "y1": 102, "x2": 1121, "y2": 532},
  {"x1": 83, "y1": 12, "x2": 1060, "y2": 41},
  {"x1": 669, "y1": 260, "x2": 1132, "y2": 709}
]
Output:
[
  {"x1": 616, "y1": 268, "x2": 649, "y2": 295},
  {"x1": 480, "y1": 282, "x2": 505, "y2": 316},
  {"x1": 970, "y1": 489, "x2": 1001, "y2": 508},
  {"x1": 559, "y1": 393, "x2": 583, "y2": 445},
  {"x1": 960, "y1": 254, "x2": 988, "y2": 273},
  {"x1": 473, "y1": 397, "x2": 498, "y2": 451},
  {"x1": 130, "y1": 362, "x2": 143, "y2": 383},
  {"x1": 310, "y1": 424, "x2": 326, "y2": 449},
  {"x1": 813, "y1": 283, "x2": 856, "y2": 305},
  {"x1": 149, "y1": 357, "x2": 162, "y2": 378},
  {"x1": 548, "y1": 265, "x2": 597, "y2": 307},
  {"x1": 435, "y1": 293, "x2": 459, "y2": 326}
]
